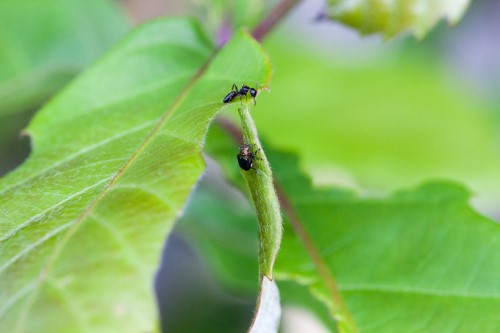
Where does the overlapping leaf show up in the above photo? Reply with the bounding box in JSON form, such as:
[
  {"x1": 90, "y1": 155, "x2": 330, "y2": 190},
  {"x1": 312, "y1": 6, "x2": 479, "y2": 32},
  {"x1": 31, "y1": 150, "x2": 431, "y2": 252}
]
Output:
[
  {"x1": 271, "y1": 151, "x2": 500, "y2": 333},
  {"x1": 0, "y1": 17, "x2": 272, "y2": 332},
  {"x1": 185, "y1": 128, "x2": 500, "y2": 332},
  {"x1": 177, "y1": 175, "x2": 338, "y2": 332},
  {"x1": 326, "y1": 0, "x2": 471, "y2": 38}
]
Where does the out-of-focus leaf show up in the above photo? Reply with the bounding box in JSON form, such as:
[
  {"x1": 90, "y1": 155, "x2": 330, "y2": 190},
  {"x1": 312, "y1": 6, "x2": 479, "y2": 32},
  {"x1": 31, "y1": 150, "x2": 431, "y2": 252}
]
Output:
[
  {"x1": 271, "y1": 151, "x2": 500, "y2": 333},
  {"x1": 279, "y1": 281, "x2": 338, "y2": 332},
  {"x1": 176, "y1": 169, "x2": 337, "y2": 332},
  {"x1": 0, "y1": 0, "x2": 129, "y2": 116},
  {"x1": 325, "y1": 0, "x2": 471, "y2": 38},
  {"x1": 201, "y1": 127, "x2": 500, "y2": 332},
  {"x1": 256, "y1": 39, "x2": 500, "y2": 209},
  {"x1": 192, "y1": 0, "x2": 273, "y2": 41},
  {"x1": 0, "y1": 17, "x2": 272, "y2": 333},
  {"x1": 178, "y1": 172, "x2": 260, "y2": 294},
  {"x1": 232, "y1": 0, "x2": 267, "y2": 31},
  {"x1": 157, "y1": 232, "x2": 255, "y2": 333}
]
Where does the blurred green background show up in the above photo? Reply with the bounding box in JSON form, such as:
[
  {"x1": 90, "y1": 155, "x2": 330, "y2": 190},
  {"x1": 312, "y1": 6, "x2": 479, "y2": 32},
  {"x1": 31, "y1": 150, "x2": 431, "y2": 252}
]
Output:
[
  {"x1": 252, "y1": 0, "x2": 500, "y2": 219},
  {"x1": 3, "y1": 0, "x2": 499, "y2": 215},
  {"x1": 1, "y1": 0, "x2": 499, "y2": 332}
]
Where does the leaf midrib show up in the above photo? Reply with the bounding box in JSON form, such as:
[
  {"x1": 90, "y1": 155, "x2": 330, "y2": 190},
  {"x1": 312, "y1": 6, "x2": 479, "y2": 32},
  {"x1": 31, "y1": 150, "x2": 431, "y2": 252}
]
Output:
[{"x1": 0, "y1": 178, "x2": 111, "y2": 244}]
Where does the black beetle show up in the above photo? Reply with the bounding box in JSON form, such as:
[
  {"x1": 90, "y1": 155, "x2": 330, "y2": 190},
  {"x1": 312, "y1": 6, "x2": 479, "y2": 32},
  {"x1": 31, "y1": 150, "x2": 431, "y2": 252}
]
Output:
[{"x1": 237, "y1": 144, "x2": 260, "y2": 171}]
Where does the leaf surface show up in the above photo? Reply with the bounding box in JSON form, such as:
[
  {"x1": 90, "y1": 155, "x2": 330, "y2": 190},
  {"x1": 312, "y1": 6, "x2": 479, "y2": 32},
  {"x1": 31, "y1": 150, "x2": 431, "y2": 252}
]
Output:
[
  {"x1": 256, "y1": 39, "x2": 500, "y2": 209},
  {"x1": 177, "y1": 172, "x2": 338, "y2": 332},
  {"x1": 272, "y1": 151, "x2": 500, "y2": 333},
  {"x1": 0, "y1": 0, "x2": 128, "y2": 116},
  {"x1": 193, "y1": 0, "x2": 267, "y2": 37},
  {"x1": 0, "y1": 17, "x2": 272, "y2": 332},
  {"x1": 189, "y1": 129, "x2": 500, "y2": 332},
  {"x1": 325, "y1": 0, "x2": 471, "y2": 38}
]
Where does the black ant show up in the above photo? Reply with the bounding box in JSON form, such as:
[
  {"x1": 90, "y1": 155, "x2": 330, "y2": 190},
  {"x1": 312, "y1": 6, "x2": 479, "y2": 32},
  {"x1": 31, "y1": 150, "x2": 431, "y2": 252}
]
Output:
[
  {"x1": 223, "y1": 84, "x2": 239, "y2": 104},
  {"x1": 223, "y1": 84, "x2": 258, "y2": 106},
  {"x1": 237, "y1": 84, "x2": 258, "y2": 105},
  {"x1": 237, "y1": 144, "x2": 261, "y2": 171}
]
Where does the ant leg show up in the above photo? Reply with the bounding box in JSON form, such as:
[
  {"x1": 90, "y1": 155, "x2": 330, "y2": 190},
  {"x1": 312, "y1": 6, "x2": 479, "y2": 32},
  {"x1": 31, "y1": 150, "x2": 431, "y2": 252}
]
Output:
[
  {"x1": 232, "y1": 83, "x2": 238, "y2": 92},
  {"x1": 253, "y1": 97, "x2": 256, "y2": 106}
]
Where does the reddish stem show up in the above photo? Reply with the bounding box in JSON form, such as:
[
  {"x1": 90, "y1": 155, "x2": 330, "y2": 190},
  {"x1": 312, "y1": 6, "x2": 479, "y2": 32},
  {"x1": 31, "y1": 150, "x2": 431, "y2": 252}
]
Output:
[{"x1": 251, "y1": 0, "x2": 300, "y2": 41}]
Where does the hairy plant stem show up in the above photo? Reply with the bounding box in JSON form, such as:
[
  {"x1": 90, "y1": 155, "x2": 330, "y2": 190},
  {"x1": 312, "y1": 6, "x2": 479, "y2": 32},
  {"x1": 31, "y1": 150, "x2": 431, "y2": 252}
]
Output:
[
  {"x1": 218, "y1": 116, "x2": 359, "y2": 333},
  {"x1": 237, "y1": 106, "x2": 282, "y2": 279}
]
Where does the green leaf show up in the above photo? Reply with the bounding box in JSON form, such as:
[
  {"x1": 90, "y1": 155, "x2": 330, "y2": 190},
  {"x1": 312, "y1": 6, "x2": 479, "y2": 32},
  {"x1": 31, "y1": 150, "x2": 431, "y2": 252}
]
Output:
[
  {"x1": 325, "y1": 0, "x2": 471, "y2": 38},
  {"x1": 256, "y1": 39, "x2": 500, "y2": 208},
  {"x1": 232, "y1": 0, "x2": 267, "y2": 31},
  {"x1": 0, "y1": 17, "x2": 272, "y2": 332},
  {"x1": 194, "y1": 127, "x2": 500, "y2": 332},
  {"x1": 0, "y1": 0, "x2": 129, "y2": 116},
  {"x1": 278, "y1": 280, "x2": 338, "y2": 332},
  {"x1": 176, "y1": 175, "x2": 337, "y2": 332},
  {"x1": 270, "y1": 151, "x2": 500, "y2": 333},
  {"x1": 177, "y1": 175, "x2": 260, "y2": 294},
  {"x1": 193, "y1": 0, "x2": 267, "y2": 34}
]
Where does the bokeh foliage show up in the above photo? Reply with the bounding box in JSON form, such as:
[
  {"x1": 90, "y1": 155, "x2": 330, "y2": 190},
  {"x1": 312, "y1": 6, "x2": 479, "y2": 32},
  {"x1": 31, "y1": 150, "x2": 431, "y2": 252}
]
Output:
[{"x1": 0, "y1": 0, "x2": 128, "y2": 116}]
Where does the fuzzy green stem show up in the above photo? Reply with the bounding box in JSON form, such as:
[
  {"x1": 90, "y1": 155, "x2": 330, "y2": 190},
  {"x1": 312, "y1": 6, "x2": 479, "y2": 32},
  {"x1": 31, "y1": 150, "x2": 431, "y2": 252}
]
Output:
[{"x1": 237, "y1": 106, "x2": 282, "y2": 279}]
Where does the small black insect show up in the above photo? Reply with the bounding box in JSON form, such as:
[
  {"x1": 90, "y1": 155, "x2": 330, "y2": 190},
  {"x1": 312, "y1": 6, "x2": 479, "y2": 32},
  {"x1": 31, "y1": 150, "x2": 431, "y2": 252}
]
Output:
[
  {"x1": 223, "y1": 84, "x2": 239, "y2": 103},
  {"x1": 237, "y1": 144, "x2": 260, "y2": 171},
  {"x1": 237, "y1": 85, "x2": 258, "y2": 106},
  {"x1": 223, "y1": 83, "x2": 258, "y2": 105}
]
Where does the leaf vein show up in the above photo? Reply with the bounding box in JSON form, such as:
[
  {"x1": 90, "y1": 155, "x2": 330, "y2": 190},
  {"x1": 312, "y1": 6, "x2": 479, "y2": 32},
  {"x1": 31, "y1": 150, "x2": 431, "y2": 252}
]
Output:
[
  {"x1": 0, "y1": 282, "x2": 36, "y2": 319},
  {"x1": 90, "y1": 212, "x2": 150, "y2": 276},
  {"x1": 0, "y1": 221, "x2": 74, "y2": 275},
  {"x1": 0, "y1": 178, "x2": 111, "y2": 243},
  {"x1": 0, "y1": 120, "x2": 156, "y2": 196}
]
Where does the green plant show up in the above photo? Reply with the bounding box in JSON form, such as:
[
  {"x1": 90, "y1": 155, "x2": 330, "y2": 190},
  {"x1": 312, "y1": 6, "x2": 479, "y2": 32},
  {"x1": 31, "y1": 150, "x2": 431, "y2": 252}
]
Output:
[{"x1": 2, "y1": 0, "x2": 499, "y2": 332}]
